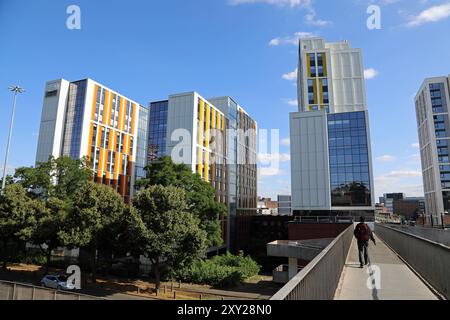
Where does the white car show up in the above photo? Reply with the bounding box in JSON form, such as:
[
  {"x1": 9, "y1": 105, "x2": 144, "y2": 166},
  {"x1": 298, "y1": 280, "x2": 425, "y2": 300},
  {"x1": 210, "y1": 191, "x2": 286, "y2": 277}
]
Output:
[{"x1": 40, "y1": 275, "x2": 74, "y2": 291}]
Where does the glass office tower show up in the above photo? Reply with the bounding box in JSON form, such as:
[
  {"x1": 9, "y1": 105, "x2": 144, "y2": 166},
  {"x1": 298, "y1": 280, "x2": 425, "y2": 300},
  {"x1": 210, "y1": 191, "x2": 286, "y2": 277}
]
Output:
[{"x1": 290, "y1": 38, "x2": 375, "y2": 221}]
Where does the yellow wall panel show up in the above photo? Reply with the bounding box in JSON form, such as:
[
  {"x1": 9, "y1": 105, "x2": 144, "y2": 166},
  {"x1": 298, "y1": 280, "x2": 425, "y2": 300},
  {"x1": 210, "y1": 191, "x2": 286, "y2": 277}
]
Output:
[
  {"x1": 130, "y1": 103, "x2": 137, "y2": 135},
  {"x1": 87, "y1": 124, "x2": 94, "y2": 160},
  {"x1": 306, "y1": 53, "x2": 311, "y2": 77},
  {"x1": 313, "y1": 79, "x2": 318, "y2": 105},
  {"x1": 97, "y1": 148, "x2": 104, "y2": 178},
  {"x1": 118, "y1": 98, "x2": 125, "y2": 131},
  {"x1": 103, "y1": 90, "x2": 110, "y2": 126},
  {"x1": 319, "y1": 78, "x2": 323, "y2": 106}
]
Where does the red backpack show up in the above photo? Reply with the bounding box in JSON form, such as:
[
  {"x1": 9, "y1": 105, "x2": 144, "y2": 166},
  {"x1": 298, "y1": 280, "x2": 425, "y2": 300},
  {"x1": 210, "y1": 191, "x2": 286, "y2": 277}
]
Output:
[{"x1": 357, "y1": 224, "x2": 370, "y2": 242}]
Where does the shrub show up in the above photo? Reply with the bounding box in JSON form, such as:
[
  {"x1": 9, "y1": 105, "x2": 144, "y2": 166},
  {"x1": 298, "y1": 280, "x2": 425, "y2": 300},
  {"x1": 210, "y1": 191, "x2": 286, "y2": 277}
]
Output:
[{"x1": 173, "y1": 252, "x2": 260, "y2": 288}]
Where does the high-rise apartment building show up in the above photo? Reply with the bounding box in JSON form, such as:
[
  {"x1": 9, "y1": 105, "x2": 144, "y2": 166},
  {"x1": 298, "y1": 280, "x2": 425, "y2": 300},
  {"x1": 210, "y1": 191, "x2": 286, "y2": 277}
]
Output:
[
  {"x1": 148, "y1": 92, "x2": 258, "y2": 249},
  {"x1": 36, "y1": 80, "x2": 257, "y2": 250},
  {"x1": 290, "y1": 38, "x2": 375, "y2": 220},
  {"x1": 415, "y1": 76, "x2": 450, "y2": 226},
  {"x1": 36, "y1": 79, "x2": 147, "y2": 204}
]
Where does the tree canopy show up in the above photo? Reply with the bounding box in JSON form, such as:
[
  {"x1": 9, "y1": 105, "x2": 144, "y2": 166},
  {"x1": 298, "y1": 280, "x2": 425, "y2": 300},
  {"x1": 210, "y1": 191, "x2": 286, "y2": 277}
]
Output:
[
  {"x1": 130, "y1": 185, "x2": 208, "y2": 289},
  {"x1": 14, "y1": 156, "x2": 92, "y2": 201},
  {"x1": 136, "y1": 156, "x2": 227, "y2": 247},
  {"x1": 0, "y1": 184, "x2": 40, "y2": 269},
  {"x1": 58, "y1": 181, "x2": 129, "y2": 280}
]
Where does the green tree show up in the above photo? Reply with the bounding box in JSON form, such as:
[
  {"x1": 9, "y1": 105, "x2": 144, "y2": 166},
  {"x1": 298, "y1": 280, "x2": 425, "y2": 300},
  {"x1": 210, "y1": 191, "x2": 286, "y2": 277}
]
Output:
[
  {"x1": 30, "y1": 197, "x2": 69, "y2": 274},
  {"x1": 14, "y1": 156, "x2": 92, "y2": 201},
  {"x1": 130, "y1": 185, "x2": 208, "y2": 289},
  {"x1": 10, "y1": 156, "x2": 91, "y2": 271},
  {"x1": 136, "y1": 157, "x2": 226, "y2": 247},
  {"x1": 58, "y1": 182, "x2": 128, "y2": 281},
  {"x1": 0, "y1": 184, "x2": 39, "y2": 270}
]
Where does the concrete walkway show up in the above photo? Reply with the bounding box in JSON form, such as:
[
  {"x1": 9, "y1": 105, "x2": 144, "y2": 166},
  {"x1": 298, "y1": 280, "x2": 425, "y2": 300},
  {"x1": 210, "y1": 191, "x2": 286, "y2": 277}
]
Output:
[{"x1": 334, "y1": 235, "x2": 438, "y2": 300}]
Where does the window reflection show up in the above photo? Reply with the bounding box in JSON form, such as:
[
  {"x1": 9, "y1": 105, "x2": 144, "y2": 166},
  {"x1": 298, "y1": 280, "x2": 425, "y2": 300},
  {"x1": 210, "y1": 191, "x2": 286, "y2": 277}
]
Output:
[{"x1": 328, "y1": 112, "x2": 371, "y2": 207}]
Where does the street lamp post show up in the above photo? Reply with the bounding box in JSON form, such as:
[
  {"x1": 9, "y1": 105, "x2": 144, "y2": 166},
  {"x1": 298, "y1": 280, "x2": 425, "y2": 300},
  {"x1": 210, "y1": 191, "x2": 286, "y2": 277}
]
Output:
[{"x1": 1, "y1": 85, "x2": 25, "y2": 192}]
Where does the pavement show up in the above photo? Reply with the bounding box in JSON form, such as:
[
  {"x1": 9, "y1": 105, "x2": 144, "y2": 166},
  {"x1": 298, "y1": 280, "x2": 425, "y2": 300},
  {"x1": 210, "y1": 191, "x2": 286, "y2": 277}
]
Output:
[{"x1": 334, "y1": 235, "x2": 438, "y2": 300}]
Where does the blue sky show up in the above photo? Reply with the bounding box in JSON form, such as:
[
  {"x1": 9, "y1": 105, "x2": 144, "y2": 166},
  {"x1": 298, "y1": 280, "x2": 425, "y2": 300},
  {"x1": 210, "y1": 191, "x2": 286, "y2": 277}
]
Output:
[{"x1": 1, "y1": 0, "x2": 450, "y2": 200}]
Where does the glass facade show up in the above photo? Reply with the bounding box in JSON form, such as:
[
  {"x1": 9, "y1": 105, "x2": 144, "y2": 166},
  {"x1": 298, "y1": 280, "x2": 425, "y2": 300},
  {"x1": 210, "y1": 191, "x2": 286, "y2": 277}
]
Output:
[
  {"x1": 135, "y1": 105, "x2": 149, "y2": 181},
  {"x1": 62, "y1": 80, "x2": 86, "y2": 159},
  {"x1": 429, "y1": 83, "x2": 450, "y2": 191},
  {"x1": 148, "y1": 101, "x2": 168, "y2": 161},
  {"x1": 328, "y1": 111, "x2": 372, "y2": 207},
  {"x1": 227, "y1": 99, "x2": 238, "y2": 250}
]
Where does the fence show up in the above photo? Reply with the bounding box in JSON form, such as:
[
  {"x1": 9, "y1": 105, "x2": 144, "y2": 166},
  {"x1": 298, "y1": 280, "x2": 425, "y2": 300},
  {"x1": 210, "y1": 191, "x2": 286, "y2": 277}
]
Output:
[
  {"x1": 270, "y1": 225, "x2": 354, "y2": 300},
  {"x1": 0, "y1": 280, "x2": 103, "y2": 300},
  {"x1": 376, "y1": 224, "x2": 450, "y2": 299},
  {"x1": 384, "y1": 224, "x2": 450, "y2": 247},
  {"x1": 292, "y1": 216, "x2": 355, "y2": 224}
]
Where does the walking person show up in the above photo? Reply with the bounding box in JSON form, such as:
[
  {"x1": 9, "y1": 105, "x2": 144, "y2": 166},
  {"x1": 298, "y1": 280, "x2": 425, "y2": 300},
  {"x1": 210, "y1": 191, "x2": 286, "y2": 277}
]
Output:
[{"x1": 354, "y1": 217, "x2": 376, "y2": 268}]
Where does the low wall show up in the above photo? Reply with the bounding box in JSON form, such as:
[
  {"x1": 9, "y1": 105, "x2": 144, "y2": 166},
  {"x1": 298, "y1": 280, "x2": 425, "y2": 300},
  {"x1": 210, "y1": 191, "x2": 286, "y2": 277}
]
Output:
[
  {"x1": 0, "y1": 280, "x2": 102, "y2": 300},
  {"x1": 270, "y1": 225, "x2": 354, "y2": 300},
  {"x1": 385, "y1": 224, "x2": 450, "y2": 247},
  {"x1": 376, "y1": 224, "x2": 450, "y2": 299}
]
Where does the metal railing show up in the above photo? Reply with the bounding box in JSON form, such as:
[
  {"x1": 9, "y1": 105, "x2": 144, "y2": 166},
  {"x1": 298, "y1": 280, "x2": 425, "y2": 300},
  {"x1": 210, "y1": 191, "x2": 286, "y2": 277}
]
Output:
[
  {"x1": 292, "y1": 216, "x2": 355, "y2": 224},
  {"x1": 376, "y1": 224, "x2": 450, "y2": 299},
  {"x1": 0, "y1": 280, "x2": 103, "y2": 300},
  {"x1": 270, "y1": 225, "x2": 354, "y2": 300}
]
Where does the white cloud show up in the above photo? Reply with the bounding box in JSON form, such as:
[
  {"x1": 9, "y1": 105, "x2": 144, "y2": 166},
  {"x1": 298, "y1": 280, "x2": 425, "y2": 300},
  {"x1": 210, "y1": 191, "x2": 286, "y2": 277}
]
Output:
[
  {"x1": 412, "y1": 142, "x2": 420, "y2": 149},
  {"x1": 375, "y1": 170, "x2": 424, "y2": 199},
  {"x1": 377, "y1": 170, "x2": 422, "y2": 180},
  {"x1": 258, "y1": 167, "x2": 286, "y2": 177},
  {"x1": 231, "y1": 0, "x2": 331, "y2": 29},
  {"x1": 408, "y1": 3, "x2": 450, "y2": 27},
  {"x1": 364, "y1": 68, "x2": 379, "y2": 80},
  {"x1": 269, "y1": 32, "x2": 316, "y2": 46},
  {"x1": 376, "y1": 155, "x2": 396, "y2": 162},
  {"x1": 258, "y1": 152, "x2": 291, "y2": 163},
  {"x1": 304, "y1": 7, "x2": 331, "y2": 26},
  {"x1": 282, "y1": 68, "x2": 298, "y2": 81},
  {"x1": 283, "y1": 98, "x2": 298, "y2": 107}
]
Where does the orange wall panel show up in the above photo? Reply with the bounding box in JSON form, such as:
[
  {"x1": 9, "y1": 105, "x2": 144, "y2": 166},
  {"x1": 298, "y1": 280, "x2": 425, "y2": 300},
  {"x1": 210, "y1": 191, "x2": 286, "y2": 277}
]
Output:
[
  {"x1": 103, "y1": 90, "x2": 110, "y2": 126},
  {"x1": 130, "y1": 103, "x2": 137, "y2": 135}
]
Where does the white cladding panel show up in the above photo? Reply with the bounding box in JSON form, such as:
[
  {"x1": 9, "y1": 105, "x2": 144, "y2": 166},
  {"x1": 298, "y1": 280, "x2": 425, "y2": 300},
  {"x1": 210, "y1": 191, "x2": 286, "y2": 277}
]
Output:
[
  {"x1": 35, "y1": 79, "x2": 70, "y2": 164},
  {"x1": 290, "y1": 111, "x2": 331, "y2": 210},
  {"x1": 166, "y1": 93, "x2": 196, "y2": 170},
  {"x1": 330, "y1": 49, "x2": 366, "y2": 113}
]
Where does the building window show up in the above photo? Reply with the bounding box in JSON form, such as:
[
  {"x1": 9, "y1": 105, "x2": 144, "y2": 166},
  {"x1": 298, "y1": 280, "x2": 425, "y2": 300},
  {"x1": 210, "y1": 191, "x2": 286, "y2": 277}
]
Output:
[
  {"x1": 309, "y1": 53, "x2": 315, "y2": 66},
  {"x1": 328, "y1": 112, "x2": 371, "y2": 207},
  {"x1": 318, "y1": 66, "x2": 324, "y2": 77},
  {"x1": 308, "y1": 79, "x2": 314, "y2": 92},
  {"x1": 45, "y1": 90, "x2": 58, "y2": 98},
  {"x1": 309, "y1": 92, "x2": 315, "y2": 105}
]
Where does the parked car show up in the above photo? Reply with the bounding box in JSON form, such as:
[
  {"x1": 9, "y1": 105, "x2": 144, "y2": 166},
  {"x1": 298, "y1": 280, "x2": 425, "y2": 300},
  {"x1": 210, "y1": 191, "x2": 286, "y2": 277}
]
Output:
[{"x1": 40, "y1": 275, "x2": 74, "y2": 291}]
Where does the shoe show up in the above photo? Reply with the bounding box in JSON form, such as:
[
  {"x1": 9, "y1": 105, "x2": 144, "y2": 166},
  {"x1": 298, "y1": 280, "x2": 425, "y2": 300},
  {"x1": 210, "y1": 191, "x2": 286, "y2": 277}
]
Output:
[{"x1": 360, "y1": 265, "x2": 364, "y2": 268}]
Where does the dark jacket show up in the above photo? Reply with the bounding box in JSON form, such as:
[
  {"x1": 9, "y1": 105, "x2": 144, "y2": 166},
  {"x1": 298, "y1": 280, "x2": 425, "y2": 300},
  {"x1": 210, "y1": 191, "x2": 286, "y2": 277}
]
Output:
[{"x1": 354, "y1": 223, "x2": 376, "y2": 244}]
